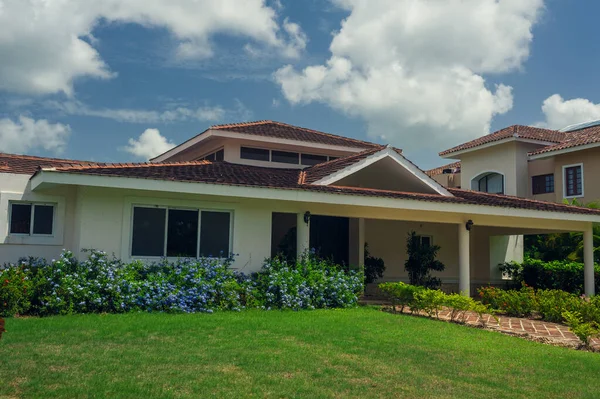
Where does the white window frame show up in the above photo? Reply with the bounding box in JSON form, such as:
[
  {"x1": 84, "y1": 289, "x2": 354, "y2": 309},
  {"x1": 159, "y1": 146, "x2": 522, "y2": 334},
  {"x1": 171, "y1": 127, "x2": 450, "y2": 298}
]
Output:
[
  {"x1": 415, "y1": 234, "x2": 433, "y2": 247},
  {"x1": 1, "y1": 191, "x2": 66, "y2": 246},
  {"x1": 562, "y1": 163, "x2": 584, "y2": 199},
  {"x1": 129, "y1": 204, "x2": 234, "y2": 260},
  {"x1": 8, "y1": 201, "x2": 56, "y2": 237},
  {"x1": 470, "y1": 171, "x2": 505, "y2": 195}
]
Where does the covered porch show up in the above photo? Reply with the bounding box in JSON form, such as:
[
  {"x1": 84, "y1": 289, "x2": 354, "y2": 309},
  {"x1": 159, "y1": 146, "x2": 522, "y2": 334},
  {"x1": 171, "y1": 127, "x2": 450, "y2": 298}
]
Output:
[{"x1": 270, "y1": 205, "x2": 596, "y2": 297}]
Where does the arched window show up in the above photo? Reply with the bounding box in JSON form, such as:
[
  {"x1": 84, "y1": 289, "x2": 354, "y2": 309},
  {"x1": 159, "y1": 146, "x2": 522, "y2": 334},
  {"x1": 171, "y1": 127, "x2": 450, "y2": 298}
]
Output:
[{"x1": 471, "y1": 172, "x2": 504, "y2": 194}]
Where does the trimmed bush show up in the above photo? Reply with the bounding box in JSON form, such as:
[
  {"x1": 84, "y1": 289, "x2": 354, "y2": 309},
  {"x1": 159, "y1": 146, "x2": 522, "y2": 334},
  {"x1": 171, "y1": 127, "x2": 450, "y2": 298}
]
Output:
[
  {"x1": 500, "y1": 258, "x2": 600, "y2": 294},
  {"x1": 478, "y1": 285, "x2": 536, "y2": 318},
  {"x1": 378, "y1": 282, "x2": 423, "y2": 312},
  {"x1": 0, "y1": 250, "x2": 362, "y2": 317}
]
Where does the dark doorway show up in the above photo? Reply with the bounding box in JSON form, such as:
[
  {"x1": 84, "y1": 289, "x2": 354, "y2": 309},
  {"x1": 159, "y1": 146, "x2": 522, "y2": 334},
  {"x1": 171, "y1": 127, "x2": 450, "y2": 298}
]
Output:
[
  {"x1": 310, "y1": 215, "x2": 349, "y2": 266},
  {"x1": 271, "y1": 212, "x2": 297, "y2": 262}
]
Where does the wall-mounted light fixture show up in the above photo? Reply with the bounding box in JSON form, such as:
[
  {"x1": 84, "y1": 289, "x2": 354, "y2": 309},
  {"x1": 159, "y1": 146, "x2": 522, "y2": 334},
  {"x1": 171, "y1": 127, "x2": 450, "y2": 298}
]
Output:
[
  {"x1": 303, "y1": 211, "x2": 311, "y2": 225},
  {"x1": 465, "y1": 219, "x2": 474, "y2": 231}
]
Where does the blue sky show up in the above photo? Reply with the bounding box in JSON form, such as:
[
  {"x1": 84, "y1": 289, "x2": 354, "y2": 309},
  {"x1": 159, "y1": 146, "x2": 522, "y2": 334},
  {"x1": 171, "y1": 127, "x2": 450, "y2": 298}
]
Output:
[{"x1": 1, "y1": 0, "x2": 600, "y2": 169}]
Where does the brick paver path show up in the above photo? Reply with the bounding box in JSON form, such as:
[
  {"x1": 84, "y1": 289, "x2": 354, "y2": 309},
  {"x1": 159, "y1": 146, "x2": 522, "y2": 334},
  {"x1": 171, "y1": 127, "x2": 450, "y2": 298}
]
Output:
[{"x1": 392, "y1": 306, "x2": 600, "y2": 351}]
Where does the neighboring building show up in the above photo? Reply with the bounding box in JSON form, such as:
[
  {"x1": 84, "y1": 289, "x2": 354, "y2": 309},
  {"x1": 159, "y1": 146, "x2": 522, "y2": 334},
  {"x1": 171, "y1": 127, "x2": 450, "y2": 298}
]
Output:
[
  {"x1": 1, "y1": 120, "x2": 598, "y2": 296},
  {"x1": 430, "y1": 120, "x2": 600, "y2": 204}
]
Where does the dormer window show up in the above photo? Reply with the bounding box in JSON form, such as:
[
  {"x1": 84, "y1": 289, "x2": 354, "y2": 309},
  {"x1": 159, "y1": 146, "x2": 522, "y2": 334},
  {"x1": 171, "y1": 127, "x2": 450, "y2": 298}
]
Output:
[{"x1": 472, "y1": 172, "x2": 504, "y2": 194}]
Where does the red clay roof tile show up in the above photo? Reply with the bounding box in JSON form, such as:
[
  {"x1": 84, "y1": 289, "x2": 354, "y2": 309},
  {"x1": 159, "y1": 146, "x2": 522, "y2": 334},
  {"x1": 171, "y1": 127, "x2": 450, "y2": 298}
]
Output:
[
  {"x1": 528, "y1": 125, "x2": 600, "y2": 156},
  {"x1": 426, "y1": 161, "x2": 461, "y2": 177},
  {"x1": 439, "y1": 125, "x2": 571, "y2": 157},
  {"x1": 39, "y1": 159, "x2": 600, "y2": 216},
  {"x1": 0, "y1": 153, "x2": 95, "y2": 175},
  {"x1": 210, "y1": 120, "x2": 380, "y2": 149}
]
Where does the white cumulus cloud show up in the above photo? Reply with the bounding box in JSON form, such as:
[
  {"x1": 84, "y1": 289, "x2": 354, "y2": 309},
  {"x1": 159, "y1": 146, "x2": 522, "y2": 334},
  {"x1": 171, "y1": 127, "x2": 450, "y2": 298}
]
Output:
[
  {"x1": 0, "y1": 0, "x2": 305, "y2": 95},
  {"x1": 121, "y1": 128, "x2": 177, "y2": 160},
  {"x1": 538, "y1": 94, "x2": 600, "y2": 130},
  {"x1": 275, "y1": 0, "x2": 544, "y2": 155},
  {"x1": 0, "y1": 116, "x2": 71, "y2": 154}
]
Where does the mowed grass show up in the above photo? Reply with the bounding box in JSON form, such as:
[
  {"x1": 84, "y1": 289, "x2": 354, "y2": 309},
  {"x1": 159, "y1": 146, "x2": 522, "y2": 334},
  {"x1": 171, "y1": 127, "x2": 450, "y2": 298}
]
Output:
[{"x1": 1, "y1": 308, "x2": 599, "y2": 399}]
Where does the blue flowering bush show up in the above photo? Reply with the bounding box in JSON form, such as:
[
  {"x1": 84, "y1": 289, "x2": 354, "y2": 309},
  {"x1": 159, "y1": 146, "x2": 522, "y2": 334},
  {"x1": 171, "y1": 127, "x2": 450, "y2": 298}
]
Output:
[
  {"x1": 1, "y1": 250, "x2": 362, "y2": 317},
  {"x1": 250, "y1": 253, "x2": 363, "y2": 310}
]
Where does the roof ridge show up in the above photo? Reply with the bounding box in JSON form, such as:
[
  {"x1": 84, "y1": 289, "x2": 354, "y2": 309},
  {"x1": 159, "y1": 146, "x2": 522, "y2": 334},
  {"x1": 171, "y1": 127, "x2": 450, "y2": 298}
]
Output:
[
  {"x1": 304, "y1": 145, "x2": 386, "y2": 172},
  {"x1": 212, "y1": 120, "x2": 380, "y2": 148},
  {"x1": 0, "y1": 152, "x2": 94, "y2": 164},
  {"x1": 49, "y1": 160, "x2": 211, "y2": 171}
]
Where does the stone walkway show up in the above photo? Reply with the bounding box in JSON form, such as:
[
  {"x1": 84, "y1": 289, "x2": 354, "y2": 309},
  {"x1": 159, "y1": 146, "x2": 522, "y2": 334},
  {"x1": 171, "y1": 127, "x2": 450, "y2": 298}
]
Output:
[{"x1": 386, "y1": 306, "x2": 600, "y2": 351}]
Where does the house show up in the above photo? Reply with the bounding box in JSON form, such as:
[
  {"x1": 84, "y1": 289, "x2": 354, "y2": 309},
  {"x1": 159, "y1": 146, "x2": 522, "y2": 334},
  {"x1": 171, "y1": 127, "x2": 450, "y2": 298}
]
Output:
[
  {"x1": 1, "y1": 120, "x2": 598, "y2": 296},
  {"x1": 430, "y1": 120, "x2": 600, "y2": 203}
]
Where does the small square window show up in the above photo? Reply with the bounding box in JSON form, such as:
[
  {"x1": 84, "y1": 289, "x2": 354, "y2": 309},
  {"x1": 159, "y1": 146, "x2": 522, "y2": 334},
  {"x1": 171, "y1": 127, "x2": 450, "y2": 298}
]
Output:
[
  {"x1": 9, "y1": 203, "x2": 55, "y2": 236},
  {"x1": 532, "y1": 174, "x2": 554, "y2": 195}
]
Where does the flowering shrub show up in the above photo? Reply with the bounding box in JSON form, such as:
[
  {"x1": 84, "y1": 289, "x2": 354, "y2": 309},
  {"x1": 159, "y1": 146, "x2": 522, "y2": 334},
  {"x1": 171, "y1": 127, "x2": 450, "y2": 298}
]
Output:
[
  {"x1": 250, "y1": 253, "x2": 363, "y2": 310},
  {"x1": 1, "y1": 250, "x2": 361, "y2": 317}
]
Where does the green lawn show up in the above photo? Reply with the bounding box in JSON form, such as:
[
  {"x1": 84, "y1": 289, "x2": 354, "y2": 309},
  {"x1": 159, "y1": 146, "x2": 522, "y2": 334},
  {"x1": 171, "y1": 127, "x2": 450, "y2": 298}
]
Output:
[{"x1": 1, "y1": 308, "x2": 599, "y2": 399}]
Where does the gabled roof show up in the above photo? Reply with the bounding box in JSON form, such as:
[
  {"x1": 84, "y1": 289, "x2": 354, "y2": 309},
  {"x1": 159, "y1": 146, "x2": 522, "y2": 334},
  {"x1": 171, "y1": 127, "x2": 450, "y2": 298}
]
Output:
[
  {"x1": 439, "y1": 125, "x2": 569, "y2": 157},
  {"x1": 426, "y1": 162, "x2": 461, "y2": 177},
  {"x1": 210, "y1": 120, "x2": 380, "y2": 149},
  {"x1": 33, "y1": 160, "x2": 600, "y2": 216},
  {"x1": 0, "y1": 153, "x2": 95, "y2": 175},
  {"x1": 529, "y1": 124, "x2": 600, "y2": 158}
]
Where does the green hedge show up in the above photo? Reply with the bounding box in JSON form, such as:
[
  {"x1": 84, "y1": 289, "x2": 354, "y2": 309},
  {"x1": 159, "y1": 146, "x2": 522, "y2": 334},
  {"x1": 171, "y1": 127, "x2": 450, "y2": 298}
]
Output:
[{"x1": 500, "y1": 258, "x2": 600, "y2": 294}]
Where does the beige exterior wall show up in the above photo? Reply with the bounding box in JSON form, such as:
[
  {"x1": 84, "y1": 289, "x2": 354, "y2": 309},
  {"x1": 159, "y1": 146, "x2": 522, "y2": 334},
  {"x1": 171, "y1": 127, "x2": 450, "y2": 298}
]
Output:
[
  {"x1": 459, "y1": 142, "x2": 519, "y2": 195},
  {"x1": 528, "y1": 157, "x2": 556, "y2": 202},
  {"x1": 166, "y1": 136, "x2": 358, "y2": 168},
  {"x1": 432, "y1": 173, "x2": 461, "y2": 189},
  {"x1": 528, "y1": 147, "x2": 600, "y2": 204},
  {"x1": 553, "y1": 147, "x2": 600, "y2": 203}
]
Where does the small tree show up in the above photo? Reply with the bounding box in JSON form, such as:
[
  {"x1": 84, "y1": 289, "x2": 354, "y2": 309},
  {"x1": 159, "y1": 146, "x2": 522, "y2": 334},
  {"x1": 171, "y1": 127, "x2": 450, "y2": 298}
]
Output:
[
  {"x1": 364, "y1": 243, "x2": 385, "y2": 285},
  {"x1": 404, "y1": 231, "x2": 445, "y2": 289}
]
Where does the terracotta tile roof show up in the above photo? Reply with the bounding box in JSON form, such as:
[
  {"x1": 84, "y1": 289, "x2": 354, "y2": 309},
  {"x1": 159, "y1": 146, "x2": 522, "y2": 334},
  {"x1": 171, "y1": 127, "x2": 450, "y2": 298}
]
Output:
[
  {"x1": 528, "y1": 124, "x2": 600, "y2": 156},
  {"x1": 39, "y1": 159, "x2": 600, "y2": 216},
  {"x1": 426, "y1": 162, "x2": 461, "y2": 177},
  {"x1": 210, "y1": 120, "x2": 380, "y2": 149},
  {"x1": 303, "y1": 146, "x2": 385, "y2": 183},
  {"x1": 0, "y1": 153, "x2": 95, "y2": 175},
  {"x1": 439, "y1": 125, "x2": 570, "y2": 157}
]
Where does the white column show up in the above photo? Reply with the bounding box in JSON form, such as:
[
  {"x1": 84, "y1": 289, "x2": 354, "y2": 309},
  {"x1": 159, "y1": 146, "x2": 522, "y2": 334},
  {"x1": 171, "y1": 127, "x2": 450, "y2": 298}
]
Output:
[
  {"x1": 458, "y1": 222, "x2": 471, "y2": 296},
  {"x1": 584, "y1": 223, "x2": 595, "y2": 297},
  {"x1": 296, "y1": 212, "x2": 310, "y2": 260}
]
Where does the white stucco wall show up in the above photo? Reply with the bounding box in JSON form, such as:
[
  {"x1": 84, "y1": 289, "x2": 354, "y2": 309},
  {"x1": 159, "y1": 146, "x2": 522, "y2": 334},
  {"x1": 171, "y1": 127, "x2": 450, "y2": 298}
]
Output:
[{"x1": 0, "y1": 172, "x2": 77, "y2": 263}]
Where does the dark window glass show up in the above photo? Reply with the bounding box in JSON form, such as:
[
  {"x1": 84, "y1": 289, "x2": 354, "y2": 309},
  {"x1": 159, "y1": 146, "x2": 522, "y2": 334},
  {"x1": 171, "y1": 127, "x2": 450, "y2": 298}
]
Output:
[
  {"x1": 33, "y1": 205, "x2": 54, "y2": 235},
  {"x1": 301, "y1": 153, "x2": 328, "y2": 166},
  {"x1": 240, "y1": 147, "x2": 269, "y2": 161},
  {"x1": 272, "y1": 150, "x2": 299, "y2": 164},
  {"x1": 203, "y1": 149, "x2": 224, "y2": 162},
  {"x1": 565, "y1": 166, "x2": 582, "y2": 197},
  {"x1": 532, "y1": 174, "x2": 554, "y2": 195},
  {"x1": 132, "y1": 207, "x2": 166, "y2": 257},
  {"x1": 200, "y1": 211, "x2": 231, "y2": 257},
  {"x1": 477, "y1": 173, "x2": 503, "y2": 194},
  {"x1": 10, "y1": 204, "x2": 31, "y2": 234},
  {"x1": 328, "y1": 156, "x2": 338, "y2": 161},
  {"x1": 420, "y1": 236, "x2": 432, "y2": 248},
  {"x1": 167, "y1": 209, "x2": 199, "y2": 257}
]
